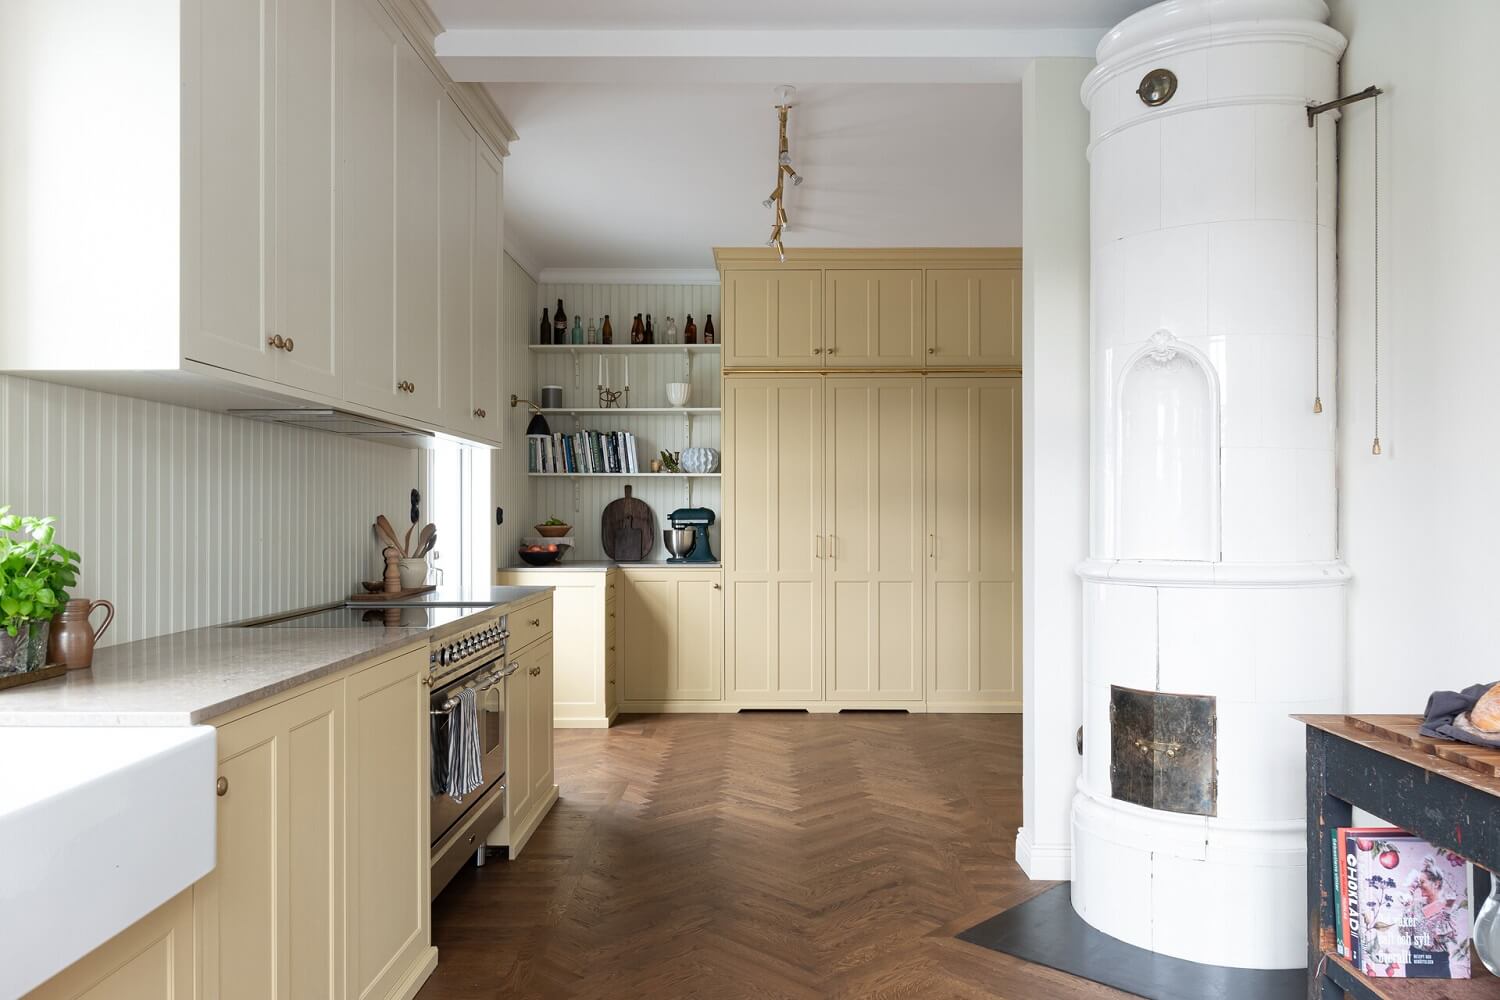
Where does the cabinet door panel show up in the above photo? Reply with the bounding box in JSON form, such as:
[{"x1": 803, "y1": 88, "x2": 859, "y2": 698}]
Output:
[
  {"x1": 346, "y1": 650, "x2": 428, "y2": 1000},
  {"x1": 25, "y1": 891, "x2": 195, "y2": 1000},
  {"x1": 527, "y1": 639, "x2": 555, "y2": 807},
  {"x1": 273, "y1": 0, "x2": 338, "y2": 395},
  {"x1": 723, "y1": 270, "x2": 822, "y2": 368},
  {"x1": 825, "y1": 378, "x2": 924, "y2": 701},
  {"x1": 283, "y1": 690, "x2": 342, "y2": 1000},
  {"x1": 503, "y1": 659, "x2": 532, "y2": 824},
  {"x1": 724, "y1": 377, "x2": 823, "y2": 699},
  {"x1": 183, "y1": 0, "x2": 274, "y2": 379},
  {"x1": 335, "y1": 0, "x2": 400, "y2": 412},
  {"x1": 824, "y1": 270, "x2": 923, "y2": 367},
  {"x1": 925, "y1": 269, "x2": 1020, "y2": 367},
  {"x1": 470, "y1": 145, "x2": 504, "y2": 444},
  {"x1": 393, "y1": 43, "x2": 444, "y2": 422},
  {"x1": 924, "y1": 377, "x2": 1021, "y2": 710},
  {"x1": 439, "y1": 98, "x2": 475, "y2": 435}
]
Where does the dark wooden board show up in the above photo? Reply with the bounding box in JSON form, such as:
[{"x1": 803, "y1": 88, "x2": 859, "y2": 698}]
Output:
[
  {"x1": 0, "y1": 663, "x2": 66, "y2": 690},
  {"x1": 601, "y1": 486, "x2": 654, "y2": 562}
]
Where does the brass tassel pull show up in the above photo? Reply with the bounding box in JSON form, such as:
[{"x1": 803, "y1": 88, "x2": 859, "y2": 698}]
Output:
[
  {"x1": 1372, "y1": 437, "x2": 1382, "y2": 455},
  {"x1": 1312, "y1": 396, "x2": 1323, "y2": 414}
]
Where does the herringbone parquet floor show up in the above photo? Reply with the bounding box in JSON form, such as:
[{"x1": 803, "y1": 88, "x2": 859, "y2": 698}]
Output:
[{"x1": 418, "y1": 713, "x2": 1128, "y2": 1000}]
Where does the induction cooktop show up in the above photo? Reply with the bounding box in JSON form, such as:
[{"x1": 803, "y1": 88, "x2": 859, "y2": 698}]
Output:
[{"x1": 260, "y1": 606, "x2": 477, "y2": 629}]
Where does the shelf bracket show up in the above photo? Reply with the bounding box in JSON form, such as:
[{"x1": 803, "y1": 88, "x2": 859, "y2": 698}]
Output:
[
  {"x1": 573, "y1": 481, "x2": 581, "y2": 512},
  {"x1": 571, "y1": 350, "x2": 582, "y2": 391}
]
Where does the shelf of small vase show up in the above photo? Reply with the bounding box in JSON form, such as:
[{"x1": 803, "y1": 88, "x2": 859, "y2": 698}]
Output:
[
  {"x1": 529, "y1": 344, "x2": 720, "y2": 354},
  {"x1": 538, "y1": 407, "x2": 720, "y2": 416},
  {"x1": 527, "y1": 472, "x2": 721, "y2": 478}
]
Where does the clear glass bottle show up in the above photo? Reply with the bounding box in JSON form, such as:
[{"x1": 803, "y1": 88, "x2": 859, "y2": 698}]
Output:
[
  {"x1": 587, "y1": 318, "x2": 598, "y2": 344},
  {"x1": 571, "y1": 314, "x2": 584, "y2": 344},
  {"x1": 664, "y1": 315, "x2": 678, "y2": 344}
]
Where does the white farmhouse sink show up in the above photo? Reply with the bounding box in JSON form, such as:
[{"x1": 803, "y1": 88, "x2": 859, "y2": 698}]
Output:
[{"x1": 0, "y1": 725, "x2": 216, "y2": 997}]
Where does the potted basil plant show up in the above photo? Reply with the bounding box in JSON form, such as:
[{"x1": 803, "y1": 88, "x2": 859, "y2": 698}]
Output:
[{"x1": 0, "y1": 507, "x2": 81, "y2": 676}]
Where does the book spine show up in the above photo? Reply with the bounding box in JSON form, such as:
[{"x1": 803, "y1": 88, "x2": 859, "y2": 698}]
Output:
[
  {"x1": 1341, "y1": 829, "x2": 1361, "y2": 970},
  {"x1": 1334, "y1": 828, "x2": 1344, "y2": 957}
]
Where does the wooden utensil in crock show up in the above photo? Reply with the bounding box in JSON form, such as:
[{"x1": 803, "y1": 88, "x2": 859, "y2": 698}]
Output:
[{"x1": 48, "y1": 598, "x2": 115, "y2": 670}]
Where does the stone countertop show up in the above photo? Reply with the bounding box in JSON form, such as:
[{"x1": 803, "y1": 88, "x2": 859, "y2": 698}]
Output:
[
  {"x1": 0, "y1": 587, "x2": 553, "y2": 727},
  {"x1": 497, "y1": 561, "x2": 721, "y2": 572}
]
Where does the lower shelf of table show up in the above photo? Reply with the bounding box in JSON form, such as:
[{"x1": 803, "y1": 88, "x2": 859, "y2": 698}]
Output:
[{"x1": 1324, "y1": 952, "x2": 1499, "y2": 998}]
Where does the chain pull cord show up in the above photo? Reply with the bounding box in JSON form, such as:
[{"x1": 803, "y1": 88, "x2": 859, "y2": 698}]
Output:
[
  {"x1": 1371, "y1": 92, "x2": 1382, "y2": 456},
  {"x1": 1312, "y1": 111, "x2": 1323, "y2": 415}
]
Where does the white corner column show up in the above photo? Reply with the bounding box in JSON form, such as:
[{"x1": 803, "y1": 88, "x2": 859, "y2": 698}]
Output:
[
  {"x1": 1070, "y1": 0, "x2": 1348, "y2": 970},
  {"x1": 1018, "y1": 57, "x2": 1093, "y2": 882}
]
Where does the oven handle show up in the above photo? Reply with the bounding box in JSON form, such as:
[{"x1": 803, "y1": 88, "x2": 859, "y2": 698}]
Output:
[{"x1": 429, "y1": 661, "x2": 519, "y2": 715}]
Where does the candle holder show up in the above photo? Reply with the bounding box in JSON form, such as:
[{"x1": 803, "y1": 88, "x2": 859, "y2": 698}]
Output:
[{"x1": 597, "y1": 384, "x2": 630, "y2": 409}]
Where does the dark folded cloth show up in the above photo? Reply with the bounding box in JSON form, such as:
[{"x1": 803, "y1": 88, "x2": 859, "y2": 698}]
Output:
[{"x1": 1421, "y1": 681, "x2": 1500, "y2": 747}]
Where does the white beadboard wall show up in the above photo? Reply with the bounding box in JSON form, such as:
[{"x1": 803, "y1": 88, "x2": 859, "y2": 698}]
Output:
[
  {"x1": 0, "y1": 374, "x2": 422, "y2": 647},
  {"x1": 523, "y1": 280, "x2": 722, "y2": 563}
]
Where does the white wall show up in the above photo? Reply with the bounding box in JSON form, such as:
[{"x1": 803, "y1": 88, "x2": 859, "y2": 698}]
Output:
[
  {"x1": 1017, "y1": 57, "x2": 1092, "y2": 881},
  {"x1": 494, "y1": 252, "x2": 541, "y2": 566},
  {"x1": 1328, "y1": 0, "x2": 1500, "y2": 710},
  {"x1": 0, "y1": 374, "x2": 420, "y2": 646}
]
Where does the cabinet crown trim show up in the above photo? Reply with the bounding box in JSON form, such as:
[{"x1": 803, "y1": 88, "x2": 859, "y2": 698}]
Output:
[{"x1": 713, "y1": 247, "x2": 1021, "y2": 269}]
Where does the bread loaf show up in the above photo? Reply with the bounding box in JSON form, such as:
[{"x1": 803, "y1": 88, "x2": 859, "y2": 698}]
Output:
[{"x1": 1471, "y1": 683, "x2": 1500, "y2": 733}]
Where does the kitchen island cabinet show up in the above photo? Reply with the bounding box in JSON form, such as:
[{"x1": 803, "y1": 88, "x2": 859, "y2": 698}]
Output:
[
  {"x1": 486, "y1": 592, "x2": 558, "y2": 858},
  {"x1": 24, "y1": 890, "x2": 195, "y2": 1000}
]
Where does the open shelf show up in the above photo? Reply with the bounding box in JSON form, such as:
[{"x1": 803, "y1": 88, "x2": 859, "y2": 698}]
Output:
[
  {"x1": 529, "y1": 344, "x2": 720, "y2": 354},
  {"x1": 1323, "y1": 952, "x2": 1498, "y2": 998},
  {"x1": 538, "y1": 407, "x2": 719, "y2": 416},
  {"x1": 528, "y1": 472, "x2": 721, "y2": 479}
]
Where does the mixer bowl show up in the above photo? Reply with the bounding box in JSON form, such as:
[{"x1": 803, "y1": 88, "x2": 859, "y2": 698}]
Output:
[{"x1": 663, "y1": 527, "x2": 696, "y2": 559}]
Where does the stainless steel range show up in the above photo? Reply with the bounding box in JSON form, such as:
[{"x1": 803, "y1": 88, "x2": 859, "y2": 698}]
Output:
[{"x1": 260, "y1": 601, "x2": 513, "y2": 897}]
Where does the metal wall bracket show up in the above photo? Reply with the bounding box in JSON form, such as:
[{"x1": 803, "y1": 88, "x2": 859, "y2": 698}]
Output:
[{"x1": 1307, "y1": 84, "x2": 1382, "y2": 127}]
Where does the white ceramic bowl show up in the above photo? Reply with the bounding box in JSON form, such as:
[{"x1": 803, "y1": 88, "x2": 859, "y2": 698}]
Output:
[
  {"x1": 666, "y1": 382, "x2": 690, "y2": 407},
  {"x1": 680, "y1": 447, "x2": 720, "y2": 473}
]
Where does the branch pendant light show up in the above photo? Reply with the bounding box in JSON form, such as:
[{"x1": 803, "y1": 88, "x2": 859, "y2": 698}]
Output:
[{"x1": 763, "y1": 85, "x2": 804, "y2": 262}]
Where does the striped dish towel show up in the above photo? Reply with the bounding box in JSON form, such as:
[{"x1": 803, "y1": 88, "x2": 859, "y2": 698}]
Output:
[{"x1": 444, "y1": 686, "x2": 484, "y2": 802}]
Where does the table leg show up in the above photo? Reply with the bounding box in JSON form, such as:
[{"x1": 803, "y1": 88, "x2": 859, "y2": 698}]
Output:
[{"x1": 1307, "y1": 726, "x2": 1353, "y2": 1000}]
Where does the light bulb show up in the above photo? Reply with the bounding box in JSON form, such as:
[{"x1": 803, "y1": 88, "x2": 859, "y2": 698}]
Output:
[
  {"x1": 766, "y1": 237, "x2": 777, "y2": 248},
  {"x1": 779, "y1": 150, "x2": 792, "y2": 166},
  {"x1": 762, "y1": 197, "x2": 775, "y2": 209},
  {"x1": 791, "y1": 172, "x2": 804, "y2": 187}
]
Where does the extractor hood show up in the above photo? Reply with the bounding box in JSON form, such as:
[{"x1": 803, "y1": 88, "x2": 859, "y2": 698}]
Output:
[{"x1": 228, "y1": 408, "x2": 436, "y2": 442}]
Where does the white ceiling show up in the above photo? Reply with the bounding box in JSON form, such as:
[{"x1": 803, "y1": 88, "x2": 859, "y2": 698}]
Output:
[
  {"x1": 432, "y1": 0, "x2": 1146, "y2": 31},
  {"x1": 433, "y1": 1, "x2": 1146, "y2": 272}
]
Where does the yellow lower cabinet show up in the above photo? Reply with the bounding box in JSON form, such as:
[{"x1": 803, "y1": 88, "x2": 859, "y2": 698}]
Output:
[
  {"x1": 25, "y1": 890, "x2": 195, "y2": 1000},
  {"x1": 199, "y1": 677, "x2": 343, "y2": 1000},
  {"x1": 345, "y1": 648, "x2": 435, "y2": 1000},
  {"x1": 496, "y1": 569, "x2": 614, "y2": 727},
  {"x1": 620, "y1": 569, "x2": 724, "y2": 706},
  {"x1": 491, "y1": 629, "x2": 558, "y2": 859}
]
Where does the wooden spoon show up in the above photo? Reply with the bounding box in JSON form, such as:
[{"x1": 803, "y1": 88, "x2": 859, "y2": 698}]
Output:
[
  {"x1": 375, "y1": 514, "x2": 403, "y2": 555},
  {"x1": 414, "y1": 523, "x2": 437, "y2": 558}
]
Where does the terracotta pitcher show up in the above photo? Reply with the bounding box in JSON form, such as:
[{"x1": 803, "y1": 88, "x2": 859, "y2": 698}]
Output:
[{"x1": 48, "y1": 598, "x2": 115, "y2": 670}]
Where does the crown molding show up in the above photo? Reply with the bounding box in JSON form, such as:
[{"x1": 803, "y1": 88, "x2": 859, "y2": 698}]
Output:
[
  {"x1": 536, "y1": 268, "x2": 722, "y2": 286},
  {"x1": 712, "y1": 246, "x2": 1022, "y2": 270}
]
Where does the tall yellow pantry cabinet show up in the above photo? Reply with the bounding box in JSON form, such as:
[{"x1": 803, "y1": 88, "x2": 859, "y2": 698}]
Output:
[{"x1": 717, "y1": 248, "x2": 1021, "y2": 713}]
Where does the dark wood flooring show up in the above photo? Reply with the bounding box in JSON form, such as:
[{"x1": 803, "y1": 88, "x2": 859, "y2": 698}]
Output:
[{"x1": 419, "y1": 712, "x2": 1129, "y2": 999}]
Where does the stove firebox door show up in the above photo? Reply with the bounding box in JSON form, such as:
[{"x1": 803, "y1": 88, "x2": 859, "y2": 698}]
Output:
[{"x1": 1109, "y1": 685, "x2": 1217, "y2": 817}]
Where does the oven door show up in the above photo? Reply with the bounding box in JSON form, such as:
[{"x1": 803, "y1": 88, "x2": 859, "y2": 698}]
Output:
[{"x1": 430, "y1": 652, "x2": 513, "y2": 846}]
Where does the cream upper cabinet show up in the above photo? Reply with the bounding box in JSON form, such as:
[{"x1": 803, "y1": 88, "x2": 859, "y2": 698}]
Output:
[
  {"x1": 824, "y1": 378, "x2": 925, "y2": 702},
  {"x1": 925, "y1": 268, "x2": 1021, "y2": 367},
  {"x1": 620, "y1": 569, "x2": 724, "y2": 704},
  {"x1": 271, "y1": 0, "x2": 339, "y2": 396},
  {"x1": 335, "y1": 0, "x2": 401, "y2": 414},
  {"x1": 925, "y1": 377, "x2": 1022, "y2": 710},
  {"x1": 723, "y1": 270, "x2": 824, "y2": 368},
  {"x1": 439, "y1": 98, "x2": 476, "y2": 436},
  {"x1": 823, "y1": 270, "x2": 924, "y2": 368},
  {"x1": 391, "y1": 43, "x2": 445, "y2": 424},
  {"x1": 345, "y1": 649, "x2": 429, "y2": 1000},
  {"x1": 198, "y1": 679, "x2": 344, "y2": 1000},
  {"x1": 724, "y1": 376, "x2": 824, "y2": 701},
  {"x1": 469, "y1": 145, "x2": 505, "y2": 445},
  {"x1": 24, "y1": 891, "x2": 195, "y2": 1000},
  {"x1": 180, "y1": 0, "x2": 275, "y2": 381}
]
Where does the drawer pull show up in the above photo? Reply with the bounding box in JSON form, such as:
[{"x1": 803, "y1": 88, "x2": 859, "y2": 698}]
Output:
[
  {"x1": 608, "y1": 645, "x2": 616, "y2": 652},
  {"x1": 473, "y1": 407, "x2": 487, "y2": 419},
  {"x1": 528, "y1": 617, "x2": 540, "y2": 627},
  {"x1": 216, "y1": 777, "x2": 229, "y2": 797},
  {"x1": 713, "y1": 583, "x2": 721, "y2": 590}
]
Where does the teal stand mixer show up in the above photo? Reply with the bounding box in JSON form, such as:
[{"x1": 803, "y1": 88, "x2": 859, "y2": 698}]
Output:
[{"x1": 663, "y1": 508, "x2": 717, "y2": 563}]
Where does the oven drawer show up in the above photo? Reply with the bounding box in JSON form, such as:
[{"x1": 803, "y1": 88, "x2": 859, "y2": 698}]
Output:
[{"x1": 508, "y1": 596, "x2": 553, "y2": 651}]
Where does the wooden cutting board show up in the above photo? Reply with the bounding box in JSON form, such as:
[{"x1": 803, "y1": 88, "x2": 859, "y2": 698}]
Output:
[
  {"x1": 601, "y1": 486, "x2": 655, "y2": 562},
  {"x1": 1345, "y1": 714, "x2": 1500, "y2": 778}
]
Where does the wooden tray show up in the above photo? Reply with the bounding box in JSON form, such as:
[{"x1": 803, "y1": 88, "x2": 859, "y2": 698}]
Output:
[
  {"x1": 1345, "y1": 714, "x2": 1500, "y2": 778},
  {"x1": 349, "y1": 584, "x2": 437, "y2": 602},
  {"x1": 0, "y1": 663, "x2": 67, "y2": 691}
]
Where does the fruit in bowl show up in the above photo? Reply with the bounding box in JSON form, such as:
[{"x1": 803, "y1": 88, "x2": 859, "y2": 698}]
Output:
[
  {"x1": 534, "y1": 517, "x2": 572, "y2": 538},
  {"x1": 518, "y1": 542, "x2": 564, "y2": 566}
]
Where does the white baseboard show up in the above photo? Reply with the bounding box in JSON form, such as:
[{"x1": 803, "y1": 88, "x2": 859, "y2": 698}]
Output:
[{"x1": 1015, "y1": 827, "x2": 1072, "y2": 881}]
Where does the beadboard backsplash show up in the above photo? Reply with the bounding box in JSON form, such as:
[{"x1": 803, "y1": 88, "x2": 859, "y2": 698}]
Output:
[
  {"x1": 0, "y1": 373, "x2": 422, "y2": 647},
  {"x1": 523, "y1": 279, "x2": 722, "y2": 563}
]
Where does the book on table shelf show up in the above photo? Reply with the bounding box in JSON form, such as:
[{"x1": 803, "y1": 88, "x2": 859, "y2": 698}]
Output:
[
  {"x1": 1334, "y1": 826, "x2": 1472, "y2": 979},
  {"x1": 527, "y1": 431, "x2": 640, "y2": 475}
]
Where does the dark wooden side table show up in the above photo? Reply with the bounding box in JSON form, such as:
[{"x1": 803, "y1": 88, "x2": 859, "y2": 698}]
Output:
[{"x1": 1302, "y1": 714, "x2": 1500, "y2": 999}]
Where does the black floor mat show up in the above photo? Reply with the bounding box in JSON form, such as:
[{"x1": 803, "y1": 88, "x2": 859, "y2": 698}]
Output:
[{"x1": 956, "y1": 884, "x2": 1304, "y2": 1000}]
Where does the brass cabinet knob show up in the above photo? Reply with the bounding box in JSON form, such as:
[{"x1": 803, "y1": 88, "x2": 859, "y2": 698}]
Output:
[
  {"x1": 267, "y1": 334, "x2": 285, "y2": 350},
  {"x1": 608, "y1": 679, "x2": 615, "y2": 685},
  {"x1": 826, "y1": 347, "x2": 837, "y2": 355},
  {"x1": 216, "y1": 776, "x2": 229, "y2": 797},
  {"x1": 528, "y1": 617, "x2": 540, "y2": 627},
  {"x1": 474, "y1": 407, "x2": 486, "y2": 419},
  {"x1": 608, "y1": 645, "x2": 616, "y2": 652},
  {"x1": 284, "y1": 337, "x2": 294, "y2": 352},
  {"x1": 408, "y1": 381, "x2": 416, "y2": 393},
  {"x1": 928, "y1": 347, "x2": 936, "y2": 355},
  {"x1": 811, "y1": 347, "x2": 822, "y2": 354}
]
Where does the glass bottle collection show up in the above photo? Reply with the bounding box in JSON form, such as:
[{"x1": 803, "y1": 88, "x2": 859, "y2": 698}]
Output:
[{"x1": 538, "y1": 300, "x2": 714, "y2": 348}]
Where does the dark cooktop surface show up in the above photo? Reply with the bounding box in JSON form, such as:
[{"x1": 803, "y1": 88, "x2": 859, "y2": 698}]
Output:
[{"x1": 261, "y1": 606, "x2": 477, "y2": 629}]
